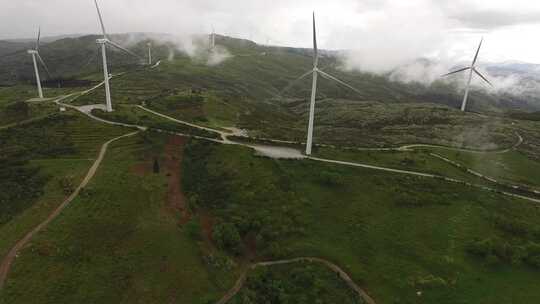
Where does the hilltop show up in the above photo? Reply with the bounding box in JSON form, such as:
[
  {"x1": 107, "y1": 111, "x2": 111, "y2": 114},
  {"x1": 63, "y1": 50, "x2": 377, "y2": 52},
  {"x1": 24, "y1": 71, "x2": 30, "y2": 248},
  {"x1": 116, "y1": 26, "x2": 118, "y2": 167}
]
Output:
[{"x1": 2, "y1": 33, "x2": 540, "y2": 113}]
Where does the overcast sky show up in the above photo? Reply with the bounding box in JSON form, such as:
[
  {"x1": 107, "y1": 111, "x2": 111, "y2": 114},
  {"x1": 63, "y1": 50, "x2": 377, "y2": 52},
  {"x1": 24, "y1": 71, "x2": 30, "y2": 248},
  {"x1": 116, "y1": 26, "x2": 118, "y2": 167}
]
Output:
[{"x1": 2, "y1": 0, "x2": 540, "y2": 69}]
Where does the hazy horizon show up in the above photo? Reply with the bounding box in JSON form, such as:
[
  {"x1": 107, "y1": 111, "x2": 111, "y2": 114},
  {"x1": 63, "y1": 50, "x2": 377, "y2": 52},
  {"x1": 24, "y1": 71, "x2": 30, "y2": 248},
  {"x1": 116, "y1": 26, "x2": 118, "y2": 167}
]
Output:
[{"x1": 3, "y1": 0, "x2": 540, "y2": 78}]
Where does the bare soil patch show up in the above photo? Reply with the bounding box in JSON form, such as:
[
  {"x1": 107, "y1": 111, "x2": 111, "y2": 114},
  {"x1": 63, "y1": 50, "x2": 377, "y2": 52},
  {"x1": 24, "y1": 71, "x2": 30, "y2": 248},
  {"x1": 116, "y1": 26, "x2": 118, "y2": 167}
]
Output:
[{"x1": 163, "y1": 135, "x2": 191, "y2": 225}]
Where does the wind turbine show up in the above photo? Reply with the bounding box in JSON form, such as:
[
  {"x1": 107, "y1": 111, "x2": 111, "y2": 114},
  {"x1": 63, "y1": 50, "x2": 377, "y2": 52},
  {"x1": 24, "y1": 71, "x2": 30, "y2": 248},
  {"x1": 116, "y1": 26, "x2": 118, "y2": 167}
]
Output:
[
  {"x1": 27, "y1": 27, "x2": 52, "y2": 99},
  {"x1": 442, "y1": 38, "x2": 492, "y2": 112},
  {"x1": 283, "y1": 13, "x2": 362, "y2": 155},
  {"x1": 147, "y1": 42, "x2": 152, "y2": 65},
  {"x1": 93, "y1": 0, "x2": 142, "y2": 112},
  {"x1": 209, "y1": 26, "x2": 216, "y2": 50}
]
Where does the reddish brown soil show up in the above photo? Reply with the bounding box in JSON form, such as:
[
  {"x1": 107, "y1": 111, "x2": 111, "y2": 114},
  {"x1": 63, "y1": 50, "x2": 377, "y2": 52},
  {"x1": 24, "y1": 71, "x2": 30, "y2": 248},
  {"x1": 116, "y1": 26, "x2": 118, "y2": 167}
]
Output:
[
  {"x1": 243, "y1": 233, "x2": 257, "y2": 261},
  {"x1": 164, "y1": 135, "x2": 191, "y2": 225},
  {"x1": 199, "y1": 210, "x2": 215, "y2": 245},
  {"x1": 131, "y1": 162, "x2": 152, "y2": 176}
]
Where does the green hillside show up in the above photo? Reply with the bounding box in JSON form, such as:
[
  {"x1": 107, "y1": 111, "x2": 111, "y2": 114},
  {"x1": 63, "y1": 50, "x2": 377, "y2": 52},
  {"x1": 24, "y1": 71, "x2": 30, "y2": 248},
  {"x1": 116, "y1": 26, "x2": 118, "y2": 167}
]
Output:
[{"x1": 2, "y1": 32, "x2": 540, "y2": 304}]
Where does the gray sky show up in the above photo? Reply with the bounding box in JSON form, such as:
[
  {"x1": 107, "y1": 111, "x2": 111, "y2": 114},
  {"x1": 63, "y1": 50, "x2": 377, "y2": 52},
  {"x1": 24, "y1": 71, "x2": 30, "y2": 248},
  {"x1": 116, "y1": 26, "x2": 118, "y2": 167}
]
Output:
[{"x1": 2, "y1": 0, "x2": 540, "y2": 69}]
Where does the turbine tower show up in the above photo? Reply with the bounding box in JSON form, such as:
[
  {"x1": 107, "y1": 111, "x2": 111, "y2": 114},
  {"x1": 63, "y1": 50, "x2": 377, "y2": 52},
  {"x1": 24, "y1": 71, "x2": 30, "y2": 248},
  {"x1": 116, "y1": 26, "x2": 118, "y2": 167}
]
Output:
[
  {"x1": 442, "y1": 38, "x2": 492, "y2": 112},
  {"x1": 209, "y1": 26, "x2": 216, "y2": 50},
  {"x1": 283, "y1": 13, "x2": 362, "y2": 156},
  {"x1": 93, "y1": 0, "x2": 142, "y2": 112},
  {"x1": 27, "y1": 27, "x2": 52, "y2": 99},
  {"x1": 147, "y1": 42, "x2": 152, "y2": 65}
]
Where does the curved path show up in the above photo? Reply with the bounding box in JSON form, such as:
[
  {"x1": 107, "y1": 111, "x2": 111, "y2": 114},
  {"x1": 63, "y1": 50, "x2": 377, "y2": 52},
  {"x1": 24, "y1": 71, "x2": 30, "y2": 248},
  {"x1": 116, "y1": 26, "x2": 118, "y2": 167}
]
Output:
[
  {"x1": 216, "y1": 257, "x2": 376, "y2": 304},
  {"x1": 398, "y1": 132, "x2": 523, "y2": 154},
  {"x1": 128, "y1": 106, "x2": 540, "y2": 204},
  {"x1": 430, "y1": 152, "x2": 540, "y2": 195},
  {"x1": 0, "y1": 131, "x2": 139, "y2": 289}
]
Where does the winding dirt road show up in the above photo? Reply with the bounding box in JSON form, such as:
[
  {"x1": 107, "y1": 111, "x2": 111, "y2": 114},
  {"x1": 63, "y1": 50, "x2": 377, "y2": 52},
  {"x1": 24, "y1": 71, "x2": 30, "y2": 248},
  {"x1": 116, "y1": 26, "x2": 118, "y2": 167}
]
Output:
[
  {"x1": 216, "y1": 257, "x2": 376, "y2": 304},
  {"x1": 0, "y1": 131, "x2": 139, "y2": 289}
]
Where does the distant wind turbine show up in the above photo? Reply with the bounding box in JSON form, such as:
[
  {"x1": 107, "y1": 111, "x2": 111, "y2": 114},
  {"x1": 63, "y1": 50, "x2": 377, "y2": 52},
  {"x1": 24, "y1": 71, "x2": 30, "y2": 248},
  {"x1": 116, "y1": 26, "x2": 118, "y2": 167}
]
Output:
[
  {"x1": 27, "y1": 27, "x2": 52, "y2": 99},
  {"x1": 93, "y1": 0, "x2": 142, "y2": 112},
  {"x1": 442, "y1": 38, "x2": 493, "y2": 112},
  {"x1": 209, "y1": 26, "x2": 216, "y2": 50},
  {"x1": 147, "y1": 42, "x2": 152, "y2": 65},
  {"x1": 282, "y1": 13, "x2": 362, "y2": 156}
]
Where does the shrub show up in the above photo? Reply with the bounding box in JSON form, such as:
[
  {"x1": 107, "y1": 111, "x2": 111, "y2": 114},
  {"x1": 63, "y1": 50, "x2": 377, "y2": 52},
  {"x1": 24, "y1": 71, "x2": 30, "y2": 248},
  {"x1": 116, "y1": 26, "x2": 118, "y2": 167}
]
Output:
[
  {"x1": 184, "y1": 219, "x2": 202, "y2": 240},
  {"x1": 153, "y1": 157, "x2": 160, "y2": 174},
  {"x1": 59, "y1": 176, "x2": 76, "y2": 194},
  {"x1": 212, "y1": 222, "x2": 242, "y2": 254}
]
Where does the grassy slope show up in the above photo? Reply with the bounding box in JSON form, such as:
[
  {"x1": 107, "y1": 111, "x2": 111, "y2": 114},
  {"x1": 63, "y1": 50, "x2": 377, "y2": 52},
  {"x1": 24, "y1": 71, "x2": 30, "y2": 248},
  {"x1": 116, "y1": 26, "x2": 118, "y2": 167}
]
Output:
[
  {"x1": 184, "y1": 141, "x2": 540, "y2": 304},
  {"x1": 0, "y1": 111, "x2": 129, "y2": 261},
  {"x1": 67, "y1": 56, "x2": 519, "y2": 150},
  {"x1": 90, "y1": 104, "x2": 222, "y2": 139},
  {"x1": 314, "y1": 147, "x2": 483, "y2": 184},
  {"x1": 0, "y1": 133, "x2": 236, "y2": 304},
  {"x1": 430, "y1": 148, "x2": 540, "y2": 189}
]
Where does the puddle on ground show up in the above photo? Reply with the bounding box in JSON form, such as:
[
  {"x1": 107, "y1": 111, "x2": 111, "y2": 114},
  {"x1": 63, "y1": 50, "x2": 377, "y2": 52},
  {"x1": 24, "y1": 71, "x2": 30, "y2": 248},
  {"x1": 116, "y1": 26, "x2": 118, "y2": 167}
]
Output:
[{"x1": 250, "y1": 145, "x2": 305, "y2": 159}]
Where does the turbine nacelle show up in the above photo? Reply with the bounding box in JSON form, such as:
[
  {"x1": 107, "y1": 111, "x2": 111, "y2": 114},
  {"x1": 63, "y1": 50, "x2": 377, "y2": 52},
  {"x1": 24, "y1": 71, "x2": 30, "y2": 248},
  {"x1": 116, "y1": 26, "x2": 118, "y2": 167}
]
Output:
[
  {"x1": 28, "y1": 27, "x2": 52, "y2": 99},
  {"x1": 93, "y1": 0, "x2": 142, "y2": 112},
  {"x1": 295, "y1": 12, "x2": 361, "y2": 155}
]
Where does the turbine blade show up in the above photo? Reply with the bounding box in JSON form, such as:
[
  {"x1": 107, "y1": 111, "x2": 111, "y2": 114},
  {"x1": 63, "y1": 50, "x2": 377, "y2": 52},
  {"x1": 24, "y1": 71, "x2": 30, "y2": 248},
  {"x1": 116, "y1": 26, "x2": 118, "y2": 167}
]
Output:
[
  {"x1": 107, "y1": 40, "x2": 141, "y2": 59},
  {"x1": 36, "y1": 53, "x2": 52, "y2": 78},
  {"x1": 94, "y1": 0, "x2": 108, "y2": 38},
  {"x1": 318, "y1": 70, "x2": 362, "y2": 95},
  {"x1": 312, "y1": 12, "x2": 318, "y2": 67},
  {"x1": 473, "y1": 68, "x2": 493, "y2": 86},
  {"x1": 472, "y1": 38, "x2": 483, "y2": 66},
  {"x1": 279, "y1": 70, "x2": 313, "y2": 96},
  {"x1": 36, "y1": 27, "x2": 41, "y2": 51},
  {"x1": 441, "y1": 67, "x2": 470, "y2": 77}
]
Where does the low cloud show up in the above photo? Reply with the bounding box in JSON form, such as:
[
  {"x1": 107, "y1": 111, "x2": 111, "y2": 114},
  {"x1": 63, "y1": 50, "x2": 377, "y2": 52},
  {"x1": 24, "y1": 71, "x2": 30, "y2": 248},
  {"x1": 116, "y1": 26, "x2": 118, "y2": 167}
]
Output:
[{"x1": 119, "y1": 32, "x2": 232, "y2": 66}]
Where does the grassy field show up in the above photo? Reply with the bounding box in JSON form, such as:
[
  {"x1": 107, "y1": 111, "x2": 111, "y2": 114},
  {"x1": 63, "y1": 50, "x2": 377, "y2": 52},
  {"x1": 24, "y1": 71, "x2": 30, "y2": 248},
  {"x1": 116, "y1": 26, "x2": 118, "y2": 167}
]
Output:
[
  {"x1": 314, "y1": 147, "x2": 483, "y2": 183},
  {"x1": 182, "y1": 140, "x2": 540, "y2": 304},
  {"x1": 429, "y1": 148, "x2": 540, "y2": 189},
  {"x1": 0, "y1": 133, "x2": 238, "y2": 304},
  {"x1": 91, "y1": 104, "x2": 222, "y2": 139},
  {"x1": 0, "y1": 111, "x2": 130, "y2": 264}
]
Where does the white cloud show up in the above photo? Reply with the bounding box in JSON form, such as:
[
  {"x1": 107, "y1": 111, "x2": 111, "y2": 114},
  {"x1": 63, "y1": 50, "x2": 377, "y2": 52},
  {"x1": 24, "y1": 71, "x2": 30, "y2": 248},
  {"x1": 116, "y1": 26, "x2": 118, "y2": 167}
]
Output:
[{"x1": 2, "y1": 0, "x2": 540, "y2": 66}]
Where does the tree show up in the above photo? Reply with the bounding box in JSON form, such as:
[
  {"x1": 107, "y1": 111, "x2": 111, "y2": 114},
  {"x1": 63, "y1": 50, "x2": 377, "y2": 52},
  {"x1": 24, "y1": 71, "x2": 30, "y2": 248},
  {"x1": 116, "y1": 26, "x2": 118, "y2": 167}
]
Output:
[
  {"x1": 153, "y1": 157, "x2": 160, "y2": 174},
  {"x1": 212, "y1": 222, "x2": 242, "y2": 254}
]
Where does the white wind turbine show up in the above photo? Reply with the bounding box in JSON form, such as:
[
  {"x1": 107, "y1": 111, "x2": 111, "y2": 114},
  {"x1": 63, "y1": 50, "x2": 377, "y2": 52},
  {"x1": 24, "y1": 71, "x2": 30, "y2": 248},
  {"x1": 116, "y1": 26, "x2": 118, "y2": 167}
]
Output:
[
  {"x1": 209, "y1": 26, "x2": 216, "y2": 50},
  {"x1": 27, "y1": 27, "x2": 52, "y2": 99},
  {"x1": 442, "y1": 38, "x2": 492, "y2": 112},
  {"x1": 147, "y1": 42, "x2": 152, "y2": 65},
  {"x1": 93, "y1": 0, "x2": 142, "y2": 112},
  {"x1": 284, "y1": 13, "x2": 362, "y2": 155}
]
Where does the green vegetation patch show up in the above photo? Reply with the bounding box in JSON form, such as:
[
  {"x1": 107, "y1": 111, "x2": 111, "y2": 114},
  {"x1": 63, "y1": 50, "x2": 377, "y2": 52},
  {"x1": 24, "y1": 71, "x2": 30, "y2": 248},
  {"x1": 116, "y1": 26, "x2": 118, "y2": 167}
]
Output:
[
  {"x1": 182, "y1": 139, "x2": 540, "y2": 304},
  {"x1": 231, "y1": 262, "x2": 363, "y2": 304},
  {"x1": 1, "y1": 133, "x2": 236, "y2": 304},
  {"x1": 430, "y1": 148, "x2": 540, "y2": 189},
  {"x1": 91, "y1": 105, "x2": 222, "y2": 139}
]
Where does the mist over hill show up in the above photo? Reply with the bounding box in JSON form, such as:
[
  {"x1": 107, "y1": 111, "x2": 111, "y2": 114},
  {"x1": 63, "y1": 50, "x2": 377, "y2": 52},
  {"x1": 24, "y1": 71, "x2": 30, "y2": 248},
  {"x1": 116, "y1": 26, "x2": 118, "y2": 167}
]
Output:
[{"x1": 2, "y1": 32, "x2": 540, "y2": 112}]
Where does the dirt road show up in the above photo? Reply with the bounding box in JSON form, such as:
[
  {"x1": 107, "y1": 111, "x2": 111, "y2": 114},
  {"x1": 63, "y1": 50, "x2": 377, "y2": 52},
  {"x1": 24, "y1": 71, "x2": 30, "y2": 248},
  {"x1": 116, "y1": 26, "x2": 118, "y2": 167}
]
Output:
[
  {"x1": 164, "y1": 135, "x2": 190, "y2": 224},
  {"x1": 216, "y1": 257, "x2": 376, "y2": 304},
  {"x1": 0, "y1": 131, "x2": 139, "y2": 289}
]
